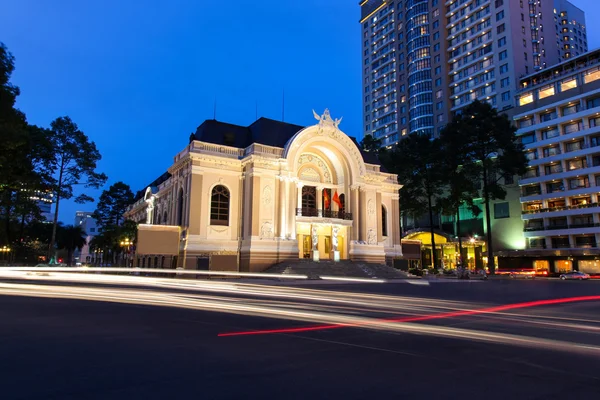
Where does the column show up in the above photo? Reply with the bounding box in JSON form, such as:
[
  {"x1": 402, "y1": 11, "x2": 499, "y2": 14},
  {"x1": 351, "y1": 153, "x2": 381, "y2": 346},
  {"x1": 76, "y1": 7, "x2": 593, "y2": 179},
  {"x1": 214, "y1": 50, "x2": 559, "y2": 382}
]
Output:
[
  {"x1": 311, "y1": 223, "x2": 319, "y2": 261},
  {"x1": 279, "y1": 177, "x2": 287, "y2": 238},
  {"x1": 391, "y1": 195, "x2": 401, "y2": 246},
  {"x1": 332, "y1": 225, "x2": 340, "y2": 262},
  {"x1": 316, "y1": 186, "x2": 323, "y2": 217},
  {"x1": 289, "y1": 181, "x2": 297, "y2": 239},
  {"x1": 376, "y1": 192, "x2": 383, "y2": 242},
  {"x1": 359, "y1": 188, "x2": 367, "y2": 242},
  {"x1": 351, "y1": 186, "x2": 360, "y2": 241},
  {"x1": 296, "y1": 182, "x2": 303, "y2": 215}
]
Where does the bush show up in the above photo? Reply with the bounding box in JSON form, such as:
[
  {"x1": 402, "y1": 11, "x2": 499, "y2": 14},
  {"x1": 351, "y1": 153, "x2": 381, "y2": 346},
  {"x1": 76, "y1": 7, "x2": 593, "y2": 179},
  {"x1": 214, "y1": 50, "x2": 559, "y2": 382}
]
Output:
[{"x1": 408, "y1": 268, "x2": 423, "y2": 276}]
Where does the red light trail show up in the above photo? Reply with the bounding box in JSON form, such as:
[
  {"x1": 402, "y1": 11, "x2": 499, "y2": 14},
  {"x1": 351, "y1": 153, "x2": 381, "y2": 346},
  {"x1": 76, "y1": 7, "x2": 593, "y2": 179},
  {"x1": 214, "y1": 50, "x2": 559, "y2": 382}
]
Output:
[{"x1": 218, "y1": 295, "x2": 600, "y2": 337}]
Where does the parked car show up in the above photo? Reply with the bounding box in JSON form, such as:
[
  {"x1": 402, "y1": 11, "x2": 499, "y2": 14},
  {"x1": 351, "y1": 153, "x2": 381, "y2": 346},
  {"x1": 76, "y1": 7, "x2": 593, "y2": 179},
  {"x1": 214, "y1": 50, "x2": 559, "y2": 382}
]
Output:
[
  {"x1": 509, "y1": 270, "x2": 536, "y2": 279},
  {"x1": 559, "y1": 271, "x2": 590, "y2": 280}
]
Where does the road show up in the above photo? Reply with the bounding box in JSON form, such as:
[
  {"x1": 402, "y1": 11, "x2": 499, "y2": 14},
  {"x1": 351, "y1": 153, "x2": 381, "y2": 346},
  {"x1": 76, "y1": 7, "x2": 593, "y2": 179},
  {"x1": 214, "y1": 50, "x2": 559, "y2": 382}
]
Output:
[{"x1": 0, "y1": 271, "x2": 599, "y2": 399}]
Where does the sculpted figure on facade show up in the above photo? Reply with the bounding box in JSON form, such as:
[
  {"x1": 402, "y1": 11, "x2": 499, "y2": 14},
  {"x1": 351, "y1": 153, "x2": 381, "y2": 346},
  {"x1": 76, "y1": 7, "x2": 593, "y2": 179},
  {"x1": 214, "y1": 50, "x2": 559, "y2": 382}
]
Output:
[
  {"x1": 145, "y1": 196, "x2": 155, "y2": 224},
  {"x1": 367, "y1": 229, "x2": 377, "y2": 245},
  {"x1": 332, "y1": 226, "x2": 339, "y2": 251},
  {"x1": 311, "y1": 226, "x2": 318, "y2": 250},
  {"x1": 260, "y1": 221, "x2": 273, "y2": 239},
  {"x1": 313, "y1": 109, "x2": 342, "y2": 131}
]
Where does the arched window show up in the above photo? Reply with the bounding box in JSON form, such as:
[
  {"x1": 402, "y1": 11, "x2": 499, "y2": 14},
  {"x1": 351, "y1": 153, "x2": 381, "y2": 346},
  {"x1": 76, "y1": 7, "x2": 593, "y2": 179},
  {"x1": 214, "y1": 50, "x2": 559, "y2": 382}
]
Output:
[
  {"x1": 210, "y1": 185, "x2": 230, "y2": 226},
  {"x1": 301, "y1": 186, "x2": 317, "y2": 216},
  {"x1": 177, "y1": 188, "x2": 184, "y2": 226},
  {"x1": 382, "y1": 205, "x2": 388, "y2": 237},
  {"x1": 153, "y1": 207, "x2": 160, "y2": 225}
]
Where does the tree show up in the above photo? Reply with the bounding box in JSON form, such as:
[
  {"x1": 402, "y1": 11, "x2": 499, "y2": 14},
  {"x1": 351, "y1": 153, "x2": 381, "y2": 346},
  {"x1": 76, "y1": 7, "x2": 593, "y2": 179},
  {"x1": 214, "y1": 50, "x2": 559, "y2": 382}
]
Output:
[
  {"x1": 0, "y1": 43, "x2": 55, "y2": 245},
  {"x1": 359, "y1": 134, "x2": 382, "y2": 152},
  {"x1": 439, "y1": 122, "x2": 482, "y2": 274},
  {"x1": 388, "y1": 133, "x2": 446, "y2": 269},
  {"x1": 47, "y1": 117, "x2": 107, "y2": 261},
  {"x1": 93, "y1": 182, "x2": 134, "y2": 227},
  {"x1": 56, "y1": 224, "x2": 87, "y2": 266},
  {"x1": 452, "y1": 101, "x2": 528, "y2": 274}
]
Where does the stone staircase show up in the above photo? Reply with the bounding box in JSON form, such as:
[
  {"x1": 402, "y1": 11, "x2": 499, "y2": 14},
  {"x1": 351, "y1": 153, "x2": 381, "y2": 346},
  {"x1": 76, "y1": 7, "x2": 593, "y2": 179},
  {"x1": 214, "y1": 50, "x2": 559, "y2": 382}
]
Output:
[{"x1": 265, "y1": 260, "x2": 408, "y2": 280}]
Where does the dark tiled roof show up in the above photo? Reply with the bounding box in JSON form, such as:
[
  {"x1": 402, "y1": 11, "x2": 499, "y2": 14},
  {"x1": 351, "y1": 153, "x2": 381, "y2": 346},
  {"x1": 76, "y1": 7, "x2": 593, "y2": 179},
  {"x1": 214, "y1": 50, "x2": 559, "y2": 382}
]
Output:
[
  {"x1": 193, "y1": 117, "x2": 383, "y2": 168},
  {"x1": 133, "y1": 171, "x2": 171, "y2": 202},
  {"x1": 135, "y1": 119, "x2": 387, "y2": 203}
]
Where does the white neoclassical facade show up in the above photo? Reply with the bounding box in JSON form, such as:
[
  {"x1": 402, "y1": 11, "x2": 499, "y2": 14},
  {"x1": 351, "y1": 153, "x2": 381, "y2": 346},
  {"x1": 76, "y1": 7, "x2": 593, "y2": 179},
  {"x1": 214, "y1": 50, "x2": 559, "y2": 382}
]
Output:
[{"x1": 125, "y1": 110, "x2": 402, "y2": 272}]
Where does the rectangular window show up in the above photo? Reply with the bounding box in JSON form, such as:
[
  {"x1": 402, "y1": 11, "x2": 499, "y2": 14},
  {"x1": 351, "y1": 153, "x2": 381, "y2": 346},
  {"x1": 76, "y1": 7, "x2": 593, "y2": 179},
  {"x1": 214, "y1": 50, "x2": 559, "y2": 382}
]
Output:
[
  {"x1": 565, "y1": 140, "x2": 585, "y2": 152},
  {"x1": 567, "y1": 158, "x2": 586, "y2": 171},
  {"x1": 587, "y1": 97, "x2": 600, "y2": 109},
  {"x1": 563, "y1": 121, "x2": 582, "y2": 134},
  {"x1": 538, "y1": 85, "x2": 555, "y2": 99},
  {"x1": 544, "y1": 163, "x2": 563, "y2": 175},
  {"x1": 519, "y1": 133, "x2": 536, "y2": 145},
  {"x1": 498, "y1": 37, "x2": 506, "y2": 47},
  {"x1": 568, "y1": 177, "x2": 589, "y2": 189},
  {"x1": 500, "y1": 64, "x2": 509, "y2": 74},
  {"x1": 496, "y1": 11, "x2": 505, "y2": 21},
  {"x1": 494, "y1": 202, "x2": 510, "y2": 219},
  {"x1": 501, "y1": 91, "x2": 511, "y2": 101},
  {"x1": 584, "y1": 67, "x2": 600, "y2": 84},
  {"x1": 519, "y1": 92, "x2": 533, "y2": 106},
  {"x1": 543, "y1": 146, "x2": 561, "y2": 157},
  {"x1": 561, "y1": 103, "x2": 580, "y2": 116},
  {"x1": 560, "y1": 77, "x2": 578, "y2": 91},
  {"x1": 540, "y1": 111, "x2": 557, "y2": 122},
  {"x1": 499, "y1": 50, "x2": 508, "y2": 60}
]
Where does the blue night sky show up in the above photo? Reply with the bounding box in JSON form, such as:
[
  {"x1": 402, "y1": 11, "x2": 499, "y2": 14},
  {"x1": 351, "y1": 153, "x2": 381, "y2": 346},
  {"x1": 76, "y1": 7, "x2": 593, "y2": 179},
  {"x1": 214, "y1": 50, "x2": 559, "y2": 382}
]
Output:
[{"x1": 1, "y1": 0, "x2": 599, "y2": 223}]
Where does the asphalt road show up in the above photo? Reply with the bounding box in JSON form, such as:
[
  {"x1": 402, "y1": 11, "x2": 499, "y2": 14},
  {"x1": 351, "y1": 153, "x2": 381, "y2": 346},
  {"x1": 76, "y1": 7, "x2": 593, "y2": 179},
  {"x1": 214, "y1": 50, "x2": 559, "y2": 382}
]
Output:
[{"x1": 1, "y1": 277, "x2": 600, "y2": 400}]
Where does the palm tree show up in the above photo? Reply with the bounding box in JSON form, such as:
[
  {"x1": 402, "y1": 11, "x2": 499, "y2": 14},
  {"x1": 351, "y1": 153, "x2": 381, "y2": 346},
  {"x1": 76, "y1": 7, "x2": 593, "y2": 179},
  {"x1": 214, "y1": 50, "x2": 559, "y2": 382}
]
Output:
[{"x1": 56, "y1": 224, "x2": 87, "y2": 266}]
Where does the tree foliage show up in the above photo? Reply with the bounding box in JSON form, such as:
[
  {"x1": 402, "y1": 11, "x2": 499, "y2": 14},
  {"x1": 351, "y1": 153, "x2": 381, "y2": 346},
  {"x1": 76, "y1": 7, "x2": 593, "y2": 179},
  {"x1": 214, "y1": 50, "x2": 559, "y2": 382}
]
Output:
[
  {"x1": 93, "y1": 181, "x2": 134, "y2": 227},
  {"x1": 56, "y1": 224, "x2": 87, "y2": 266},
  {"x1": 440, "y1": 101, "x2": 527, "y2": 273},
  {"x1": 0, "y1": 42, "x2": 55, "y2": 246},
  {"x1": 359, "y1": 134, "x2": 382, "y2": 153},
  {"x1": 47, "y1": 116, "x2": 107, "y2": 259},
  {"x1": 387, "y1": 133, "x2": 446, "y2": 268}
]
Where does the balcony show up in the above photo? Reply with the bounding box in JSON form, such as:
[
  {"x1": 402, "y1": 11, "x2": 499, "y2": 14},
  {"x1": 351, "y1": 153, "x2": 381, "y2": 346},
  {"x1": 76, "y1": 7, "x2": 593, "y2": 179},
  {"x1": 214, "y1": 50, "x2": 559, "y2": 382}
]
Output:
[
  {"x1": 521, "y1": 187, "x2": 542, "y2": 197},
  {"x1": 521, "y1": 169, "x2": 540, "y2": 179},
  {"x1": 296, "y1": 208, "x2": 353, "y2": 220},
  {"x1": 522, "y1": 202, "x2": 599, "y2": 215},
  {"x1": 523, "y1": 222, "x2": 600, "y2": 232}
]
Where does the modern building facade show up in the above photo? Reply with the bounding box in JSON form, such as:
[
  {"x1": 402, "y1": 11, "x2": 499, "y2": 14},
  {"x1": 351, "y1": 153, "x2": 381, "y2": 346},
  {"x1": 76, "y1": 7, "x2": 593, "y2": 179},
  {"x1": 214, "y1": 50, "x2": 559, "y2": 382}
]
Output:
[
  {"x1": 124, "y1": 110, "x2": 403, "y2": 272},
  {"x1": 360, "y1": 0, "x2": 587, "y2": 145},
  {"x1": 507, "y1": 49, "x2": 600, "y2": 275},
  {"x1": 554, "y1": 0, "x2": 588, "y2": 61},
  {"x1": 28, "y1": 190, "x2": 53, "y2": 221},
  {"x1": 73, "y1": 211, "x2": 100, "y2": 264}
]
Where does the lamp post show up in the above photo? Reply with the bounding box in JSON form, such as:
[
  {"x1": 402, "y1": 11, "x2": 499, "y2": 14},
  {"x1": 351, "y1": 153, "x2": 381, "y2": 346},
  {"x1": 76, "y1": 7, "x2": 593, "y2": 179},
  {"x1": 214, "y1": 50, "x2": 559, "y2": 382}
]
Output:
[
  {"x1": 0, "y1": 246, "x2": 11, "y2": 264},
  {"x1": 120, "y1": 238, "x2": 132, "y2": 267}
]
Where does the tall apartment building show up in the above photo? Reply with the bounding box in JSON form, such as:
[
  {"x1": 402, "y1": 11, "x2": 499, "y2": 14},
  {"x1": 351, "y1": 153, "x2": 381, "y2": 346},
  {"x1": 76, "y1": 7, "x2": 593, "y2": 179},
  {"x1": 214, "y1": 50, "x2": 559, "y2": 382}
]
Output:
[
  {"x1": 360, "y1": 0, "x2": 587, "y2": 145},
  {"x1": 554, "y1": 0, "x2": 587, "y2": 61},
  {"x1": 508, "y1": 49, "x2": 600, "y2": 275}
]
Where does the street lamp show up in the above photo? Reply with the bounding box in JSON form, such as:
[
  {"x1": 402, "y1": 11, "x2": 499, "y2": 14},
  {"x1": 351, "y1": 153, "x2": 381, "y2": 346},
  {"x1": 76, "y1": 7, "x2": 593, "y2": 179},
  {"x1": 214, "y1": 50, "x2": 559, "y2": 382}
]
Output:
[
  {"x1": 0, "y1": 246, "x2": 11, "y2": 264},
  {"x1": 120, "y1": 238, "x2": 132, "y2": 267}
]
